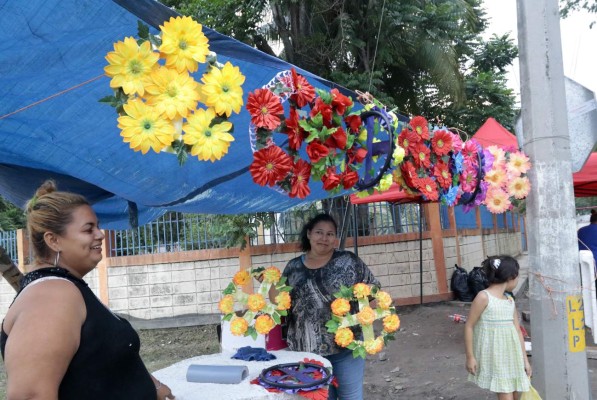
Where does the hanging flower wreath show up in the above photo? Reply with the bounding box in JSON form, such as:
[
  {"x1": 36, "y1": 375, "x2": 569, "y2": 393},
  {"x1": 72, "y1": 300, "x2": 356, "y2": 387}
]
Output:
[
  {"x1": 246, "y1": 69, "x2": 369, "y2": 199},
  {"x1": 219, "y1": 267, "x2": 292, "y2": 339},
  {"x1": 325, "y1": 284, "x2": 400, "y2": 359},
  {"x1": 102, "y1": 16, "x2": 245, "y2": 165}
]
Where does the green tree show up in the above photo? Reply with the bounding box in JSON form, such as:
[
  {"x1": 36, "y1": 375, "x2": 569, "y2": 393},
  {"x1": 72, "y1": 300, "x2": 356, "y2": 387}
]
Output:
[
  {"x1": 0, "y1": 197, "x2": 26, "y2": 231},
  {"x1": 561, "y1": 0, "x2": 597, "y2": 27}
]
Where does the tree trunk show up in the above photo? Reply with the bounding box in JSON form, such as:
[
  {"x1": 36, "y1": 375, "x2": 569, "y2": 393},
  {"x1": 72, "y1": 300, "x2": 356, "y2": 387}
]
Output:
[{"x1": 0, "y1": 246, "x2": 23, "y2": 291}]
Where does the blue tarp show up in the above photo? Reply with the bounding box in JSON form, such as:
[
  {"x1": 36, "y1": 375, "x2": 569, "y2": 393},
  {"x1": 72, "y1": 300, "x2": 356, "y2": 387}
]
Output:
[{"x1": 0, "y1": 0, "x2": 366, "y2": 228}]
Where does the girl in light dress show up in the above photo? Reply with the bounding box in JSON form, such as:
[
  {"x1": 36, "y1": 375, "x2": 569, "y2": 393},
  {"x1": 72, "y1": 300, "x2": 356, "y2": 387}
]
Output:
[{"x1": 464, "y1": 255, "x2": 531, "y2": 400}]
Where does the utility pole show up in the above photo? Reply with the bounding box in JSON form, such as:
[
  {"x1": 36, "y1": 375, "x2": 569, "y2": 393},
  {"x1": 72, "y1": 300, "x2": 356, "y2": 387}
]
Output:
[{"x1": 516, "y1": 0, "x2": 592, "y2": 398}]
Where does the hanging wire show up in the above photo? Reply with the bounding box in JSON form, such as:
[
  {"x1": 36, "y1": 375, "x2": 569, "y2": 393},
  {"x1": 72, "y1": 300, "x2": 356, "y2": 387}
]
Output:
[{"x1": 368, "y1": 0, "x2": 387, "y2": 93}]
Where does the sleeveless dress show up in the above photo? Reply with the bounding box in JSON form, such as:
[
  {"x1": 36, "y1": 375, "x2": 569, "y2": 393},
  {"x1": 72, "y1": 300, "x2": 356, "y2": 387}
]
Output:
[{"x1": 468, "y1": 290, "x2": 530, "y2": 393}]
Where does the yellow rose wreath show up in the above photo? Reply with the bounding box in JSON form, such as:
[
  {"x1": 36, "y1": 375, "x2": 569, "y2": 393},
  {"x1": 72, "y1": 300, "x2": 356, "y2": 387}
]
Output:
[
  {"x1": 219, "y1": 266, "x2": 292, "y2": 339},
  {"x1": 326, "y1": 283, "x2": 400, "y2": 358}
]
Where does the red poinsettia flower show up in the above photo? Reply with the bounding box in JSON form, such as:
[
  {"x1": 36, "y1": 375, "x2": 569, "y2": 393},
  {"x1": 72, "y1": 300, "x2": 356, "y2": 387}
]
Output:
[
  {"x1": 409, "y1": 116, "x2": 430, "y2": 140},
  {"x1": 306, "y1": 139, "x2": 330, "y2": 163},
  {"x1": 341, "y1": 169, "x2": 360, "y2": 189},
  {"x1": 398, "y1": 128, "x2": 420, "y2": 156},
  {"x1": 415, "y1": 176, "x2": 439, "y2": 201},
  {"x1": 310, "y1": 97, "x2": 334, "y2": 126},
  {"x1": 249, "y1": 145, "x2": 293, "y2": 187},
  {"x1": 412, "y1": 142, "x2": 431, "y2": 168},
  {"x1": 322, "y1": 167, "x2": 341, "y2": 190},
  {"x1": 289, "y1": 159, "x2": 312, "y2": 199},
  {"x1": 347, "y1": 147, "x2": 367, "y2": 164},
  {"x1": 400, "y1": 161, "x2": 418, "y2": 188},
  {"x1": 330, "y1": 88, "x2": 353, "y2": 115},
  {"x1": 344, "y1": 115, "x2": 362, "y2": 134},
  {"x1": 433, "y1": 160, "x2": 452, "y2": 189},
  {"x1": 431, "y1": 129, "x2": 453, "y2": 156},
  {"x1": 290, "y1": 68, "x2": 316, "y2": 108},
  {"x1": 246, "y1": 88, "x2": 284, "y2": 130},
  {"x1": 284, "y1": 107, "x2": 306, "y2": 151},
  {"x1": 325, "y1": 126, "x2": 348, "y2": 150}
]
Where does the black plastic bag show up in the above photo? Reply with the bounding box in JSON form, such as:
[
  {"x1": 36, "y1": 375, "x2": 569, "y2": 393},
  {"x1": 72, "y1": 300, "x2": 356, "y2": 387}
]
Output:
[
  {"x1": 451, "y1": 264, "x2": 474, "y2": 302},
  {"x1": 468, "y1": 267, "x2": 489, "y2": 298}
]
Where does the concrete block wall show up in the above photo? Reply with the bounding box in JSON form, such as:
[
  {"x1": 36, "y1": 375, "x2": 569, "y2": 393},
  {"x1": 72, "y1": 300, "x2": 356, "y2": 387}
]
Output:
[{"x1": 458, "y1": 235, "x2": 485, "y2": 270}]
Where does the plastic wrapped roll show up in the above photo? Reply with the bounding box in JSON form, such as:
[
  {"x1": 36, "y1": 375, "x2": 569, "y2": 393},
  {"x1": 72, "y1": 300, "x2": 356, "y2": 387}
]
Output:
[{"x1": 186, "y1": 364, "x2": 249, "y2": 384}]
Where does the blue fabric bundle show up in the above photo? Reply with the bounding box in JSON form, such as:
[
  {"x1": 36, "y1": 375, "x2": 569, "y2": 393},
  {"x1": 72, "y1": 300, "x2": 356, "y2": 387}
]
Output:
[{"x1": 231, "y1": 346, "x2": 277, "y2": 361}]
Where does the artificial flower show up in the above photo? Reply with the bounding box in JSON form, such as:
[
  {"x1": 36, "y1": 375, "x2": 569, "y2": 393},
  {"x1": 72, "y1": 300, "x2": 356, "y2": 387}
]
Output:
[
  {"x1": 249, "y1": 145, "x2": 293, "y2": 187},
  {"x1": 325, "y1": 127, "x2": 347, "y2": 150},
  {"x1": 398, "y1": 128, "x2": 420, "y2": 155},
  {"x1": 484, "y1": 167, "x2": 507, "y2": 188},
  {"x1": 262, "y1": 267, "x2": 282, "y2": 284},
  {"x1": 383, "y1": 314, "x2": 400, "y2": 333},
  {"x1": 254, "y1": 314, "x2": 276, "y2": 335},
  {"x1": 200, "y1": 61, "x2": 245, "y2": 117},
  {"x1": 230, "y1": 317, "x2": 249, "y2": 336},
  {"x1": 310, "y1": 97, "x2": 333, "y2": 125},
  {"x1": 416, "y1": 177, "x2": 439, "y2": 201},
  {"x1": 331, "y1": 298, "x2": 351, "y2": 316},
  {"x1": 376, "y1": 291, "x2": 393, "y2": 310},
  {"x1": 507, "y1": 151, "x2": 531, "y2": 176},
  {"x1": 487, "y1": 145, "x2": 506, "y2": 166},
  {"x1": 364, "y1": 337, "x2": 384, "y2": 355},
  {"x1": 508, "y1": 176, "x2": 531, "y2": 199},
  {"x1": 441, "y1": 185, "x2": 460, "y2": 207},
  {"x1": 377, "y1": 173, "x2": 393, "y2": 192},
  {"x1": 159, "y1": 16, "x2": 210, "y2": 73},
  {"x1": 322, "y1": 167, "x2": 341, "y2": 191},
  {"x1": 347, "y1": 147, "x2": 367, "y2": 164},
  {"x1": 485, "y1": 187, "x2": 512, "y2": 213},
  {"x1": 356, "y1": 306, "x2": 376, "y2": 326},
  {"x1": 289, "y1": 68, "x2": 316, "y2": 108},
  {"x1": 275, "y1": 291, "x2": 291, "y2": 311},
  {"x1": 289, "y1": 159, "x2": 312, "y2": 199},
  {"x1": 341, "y1": 170, "x2": 360, "y2": 190},
  {"x1": 117, "y1": 99, "x2": 175, "y2": 154},
  {"x1": 247, "y1": 294, "x2": 266, "y2": 312},
  {"x1": 450, "y1": 131, "x2": 464, "y2": 152},
  {"x1": 334, "y1": 328, "x2": 354, "y2": 348},
  {"x1": 218, "y1": 295, "x2": 235, "y2": 314},
  {"x1": 183, "y1": 107, "x2": 234, "y2": 162},
  {"x1": 246, "y1": 88, "x2": 284, "y2": 130},
  {"x1": 144, "y1": 66, "x2": 200, "y2": 120},
  {"x1": 344, "y1": 115, "x2": 362, "y2": 134},
  {"x1": 400, "y1": 161, "x2": 419, "y2": 188},
  {"x1": 353, "y1": 283, "x2": 371, "y2": 299},
  {"x1": 330, "y1": 88, "x2": 353, "y2": 115},
  {"x1": 392, "y1": 145, "x2": 405, "y2": 166},
  {"x1": 284, "y1": 108, "x2": 305, "y2": 151},
  {"x1": 431, "y1": 129, "x2": 453, "y2": 156},
  {"x1": 460, "y1": 167, "x2": 478, "y2": 193},
  {"x1": 232, "y1": 270, "x2": 251, "y2": 286},
  {"x1": 412, "y1": 142, "x2": 431, "y2": 168},
  {"x1": 463, "y1": 140, "x2": 479, "y2": 160},
  {"x1": 433, "y1": 161, "x2": 452, "y2": 190},
  {"x1": 409, "y1": 116, "x2": 430, "y2": 140},
  {"x1": 104, "y1": 37, "x2": 158, "y2": 96},
  {"x1": 306, "y1": 139, "x2": 331, "y2": 163},
  {"x1": 482, "y1": 148, "x2": 495, "y2": 173}
]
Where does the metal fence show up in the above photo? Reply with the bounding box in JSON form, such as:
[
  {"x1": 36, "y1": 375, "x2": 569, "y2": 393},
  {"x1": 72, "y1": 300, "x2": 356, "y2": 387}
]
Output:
[{"x1": 0, "y1": 230, "x2": 18, "y2": 264}]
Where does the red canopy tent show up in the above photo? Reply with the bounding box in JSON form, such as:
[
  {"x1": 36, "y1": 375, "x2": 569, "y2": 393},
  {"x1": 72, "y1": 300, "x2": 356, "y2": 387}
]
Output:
[
  {"x1": 573, "y1": 153, "x2": 597, "y2": 197},
  {"x1": 471, "y1": 117, "x2": 519, "y2": 150}
]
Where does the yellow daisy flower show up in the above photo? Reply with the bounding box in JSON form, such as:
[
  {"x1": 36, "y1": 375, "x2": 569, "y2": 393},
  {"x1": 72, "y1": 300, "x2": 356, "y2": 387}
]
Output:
[
  {"x1": 143, "y1": 66, "x2": 200, "y2": 120},
  {"x1": 255, "y1": 315, "x2": 276, "y2": 335},
  {"x1": 201, "y1": 62, "x2": 245, "y2": 117},
  {"x1": 232, "y1": 270, "x2": 251, "y2": 286},
  {"x1": 376, "y1": 291, "x2": 393, "y2": 310},
  {"x1": 230, "y1": 317, "x2": 249, "y2": 336},
  {"x1": 159, "y1": 16, "x2": 210, "y2": 73},
  {"x1": 104, "y1": 37, "x2": 158, "y2": 96},
  {"x1": 356, "y1": 306, "x2": 376, "y2": 326},
  {"x1": 117, "y1": 99, "x2": 175, "y2": 154},
  {"x1": 508, "y1": 176, "x2": 531, "y2": 199},
  {"x1": 183, "y1": 108, "x2": 234, "y2": 162},
  {"x1": 275, "y1": 291, "x2": 291, "y2": 311},
  {"x1": 247, "y1": 294, "x2": 266, "y2": 312},
  {"x1": 383, "y1": 314, "x2": 400, "y2": 333},
  {"x1": 331, "y1": 298, "x2": 351, "y2": 316},
  {"x1": 334, "y1": 328, "x2": 354, "y2": 348},
  {"x1": 218, "y1": 295, "x2": 234, "y2": 314}
]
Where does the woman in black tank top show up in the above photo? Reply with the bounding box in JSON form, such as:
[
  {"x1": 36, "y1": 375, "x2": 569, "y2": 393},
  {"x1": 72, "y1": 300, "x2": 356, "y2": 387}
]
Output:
[{"x1": 1, "y1": 181, "x2": 175, "y2": 399}]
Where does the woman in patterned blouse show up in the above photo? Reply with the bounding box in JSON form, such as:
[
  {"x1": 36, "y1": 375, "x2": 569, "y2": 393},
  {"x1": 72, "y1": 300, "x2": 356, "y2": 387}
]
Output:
[{"x1": 282, "y1": 213, "x2": 380, "y2": 400}]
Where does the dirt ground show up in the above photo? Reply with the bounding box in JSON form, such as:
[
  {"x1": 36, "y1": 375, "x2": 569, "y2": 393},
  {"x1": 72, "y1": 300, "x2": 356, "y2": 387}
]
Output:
[{"x1": 1, "y1": 296, "x2": 597, "y2": 399}]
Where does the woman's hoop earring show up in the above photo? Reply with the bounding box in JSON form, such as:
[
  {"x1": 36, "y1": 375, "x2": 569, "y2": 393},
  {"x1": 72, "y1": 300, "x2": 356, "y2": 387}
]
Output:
[{"x1": 54, "y1": 251, "x2": 61, "y2": 267}]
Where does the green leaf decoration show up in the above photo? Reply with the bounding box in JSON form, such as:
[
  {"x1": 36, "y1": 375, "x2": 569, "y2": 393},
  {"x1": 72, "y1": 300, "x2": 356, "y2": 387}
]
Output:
[
  {"x1": 222, "y1": 313, "x2": 233, "y2": 321},
  {"x1": 272, "y1": 312, "x2": 281, "y2": 325},
  {"x1": 247, "y1": 326, "x2": 258, "y2": 340},
  {"x1": 98, "y1": 95, "x2": 117, "y2": 105},
  {"x1": 334, "y1": 285, "x2": 354, "y2": 299},
  {"x1": 353, "y1": 347, "x2": 367, "y2": 359},
  {"x1": 277, "y1": 310, "x2": 288, "y2": 316},
  {"x1": 171, "y1": 140, "x2": 188, "y2": 166},
  {"x1": 222, "y1": 282, "x2": 236, "y2": 295},
  {"x1": 137, "y1": 20, "x2": 149, "y2": 40},
  {"x1": 325, "y1": 319, "x2": 340, "y2": 333},
  {"x1": 149, "y1": 33, "x2": 162, "y2": 47}
]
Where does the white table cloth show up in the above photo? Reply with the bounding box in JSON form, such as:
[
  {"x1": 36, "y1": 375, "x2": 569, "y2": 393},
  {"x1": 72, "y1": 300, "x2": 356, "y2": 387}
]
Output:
[{"x1": 153, "y1": 350, "x2": 332, "y2": 400}]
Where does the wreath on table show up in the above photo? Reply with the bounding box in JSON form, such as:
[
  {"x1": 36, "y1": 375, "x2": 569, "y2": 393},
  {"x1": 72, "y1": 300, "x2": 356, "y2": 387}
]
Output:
[
  {"x1": 325, "y1": 283, "x2": 400, "y2": 359},
  {"x1": 219, "y1": 267, "x2": 292, "y2": 339}
]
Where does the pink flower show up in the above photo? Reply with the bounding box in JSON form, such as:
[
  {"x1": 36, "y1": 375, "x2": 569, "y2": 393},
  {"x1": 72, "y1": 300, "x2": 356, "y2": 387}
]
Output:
[
  {"x1": 508, "y1": 176, "x2": 531, "y2": 199},
  {"x1": 485, "y1": 187, "x2": 512, "y2": 213}
]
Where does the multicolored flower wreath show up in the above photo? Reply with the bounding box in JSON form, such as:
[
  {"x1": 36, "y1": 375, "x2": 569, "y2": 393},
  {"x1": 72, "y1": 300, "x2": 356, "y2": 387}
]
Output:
[
  {"x1": 325, "y1": 284, "x2": 400, "y2": 359},
  {"x1": 102, "y1": 16, "x2": 245, "y2": 164},
  {"x1": 246, "y1": 69, "x2": 369, "y2": 199},
  {"x1": 219, "y1": 267, "x2": 292, "y2": 339}
]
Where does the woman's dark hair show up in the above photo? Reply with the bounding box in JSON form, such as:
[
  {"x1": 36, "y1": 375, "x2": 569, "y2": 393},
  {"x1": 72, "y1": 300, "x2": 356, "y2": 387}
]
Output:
[
  {"x1": 26, "y1": 180, "x2": 89, "y2": 261},
  {"x1": 590, "y1": 209, "x2": 597, "y2": 223},
  {"x1": 299, "y1": 213, "x2": 338, "y2": 252},
  {"x1": 481, "y1": 255, "x2": 519, "y2": 284}
]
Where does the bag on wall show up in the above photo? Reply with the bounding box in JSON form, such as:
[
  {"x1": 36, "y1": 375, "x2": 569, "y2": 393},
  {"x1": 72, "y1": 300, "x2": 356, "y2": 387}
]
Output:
[
  {"x1": 468, "y1": 267, "x2": 489, "y2": 298},
  {"x1": 450, "y1": 264, "x2": 474, "y2": 302}
]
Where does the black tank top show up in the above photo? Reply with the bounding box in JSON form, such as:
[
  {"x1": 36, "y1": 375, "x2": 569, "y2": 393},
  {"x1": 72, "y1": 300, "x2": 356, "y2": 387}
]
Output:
[{"x1": 1, "y1": 267, "x2": 155, "y2": 399}]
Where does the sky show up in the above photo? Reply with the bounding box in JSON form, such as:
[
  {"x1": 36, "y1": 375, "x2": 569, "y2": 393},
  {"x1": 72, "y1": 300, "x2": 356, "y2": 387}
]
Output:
[{"x1": 482, "y1": 0, "x2": 597, "y2": 95}]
